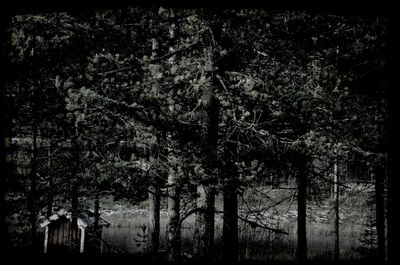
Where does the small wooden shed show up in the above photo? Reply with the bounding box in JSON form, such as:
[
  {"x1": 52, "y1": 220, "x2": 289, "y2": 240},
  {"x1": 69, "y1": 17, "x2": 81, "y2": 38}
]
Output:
[{"x1": 40, "y1": 209, "x2": 110, "y2": 254}]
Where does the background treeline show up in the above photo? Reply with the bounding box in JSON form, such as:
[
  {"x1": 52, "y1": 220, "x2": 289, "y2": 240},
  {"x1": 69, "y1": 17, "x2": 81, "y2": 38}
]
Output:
[{"x1": 0, "y1": 6, "x2": 394, "y2": 263}]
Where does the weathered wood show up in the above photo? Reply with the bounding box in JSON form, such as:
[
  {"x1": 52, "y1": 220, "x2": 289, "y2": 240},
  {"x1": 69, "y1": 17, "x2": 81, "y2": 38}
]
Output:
[
  {"x1": 80, "y1": 228, "x2": 85, "y2": 253},
  {"x1": 63, "y1": 221, "x2": 69, "y2": 245},
  {"x1": 44, "y1": 226, "x2": 49, "y2": 253},
  {"x1": 43, "y1": 210, "x2": 109, "y2": 254}
]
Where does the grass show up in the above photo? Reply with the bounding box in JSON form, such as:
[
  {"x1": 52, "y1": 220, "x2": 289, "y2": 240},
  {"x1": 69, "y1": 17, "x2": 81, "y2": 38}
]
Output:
[{"x1": 97, "y1": 183, "x2": 373, "y2": 261}]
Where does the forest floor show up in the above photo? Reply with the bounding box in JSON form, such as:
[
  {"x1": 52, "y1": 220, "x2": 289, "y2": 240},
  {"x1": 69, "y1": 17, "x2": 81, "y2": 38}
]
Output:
[{"x1": 91, "y1": 183, "x2": 375, "y2": 261}]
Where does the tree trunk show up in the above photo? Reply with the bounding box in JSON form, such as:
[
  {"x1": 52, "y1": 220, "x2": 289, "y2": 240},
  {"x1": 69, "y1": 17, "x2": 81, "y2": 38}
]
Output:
[
  {"x1": 194, "y1": 14, "x2": 223, "y2": 261},
  {"x1": 29, "y1": 124, "x2": 38, "y2": 252},
  {"x1": 167, "y1": 165, "x2": 180, "y2": 260},
  {"x1": 333, "y1": 161, "x2": 340, "y2": 262},
  {"x1": 70, "y1": 185, "x2": 79, "y2": 251},
  {"x1": 94, "y1": 193, "x2": 99, "y2": 233},
  {"x1": 222, "y1": 171, "x2": 238, "y2": 262},
  {"x1": 0, "y1": 134, "x2": 11, "y2": 255},
  {"x1": 296, "y1": 157, "x2": 307, "y2": 262},
  {"x1": 167, "y1": 196, "x2": 180, "y2": 259},
  {"x1": 386, "y1": 150, "x2": 396, "y2": 264},
  {"x1": 166, "y1": 10, "x2": 181, "y2": 261},
  {"x1": 69, "y1": 102, "x2": 82, "y2": 251},
  {"x1": 386, "y1": 19, "x2": 398, "y2": 264},
  {"x1": 148, "y1": 175, "x2": 160, "y2": 254},
  {"x1": 194, "y1": 92, "x2": 219, "y2": 260},
  {"x1": 46, "y1": 141, "x2": 53, "y2": 217},
  {"x1": 147, "y1": 36, "x2": 161, "y2": 255},
  {"x1": 194, "y1": 184, "x2": 215, "y2": 260},
  {"x1": 167, "y1": 133, "x2": 180, "y2": 261},
  {"x1": 93, "y1": 192, "x2": 102, "y2": 252},
  {"x1": 0, "y1": 12, "x2": 11, "y2": 255},
  {"x1": 70, "y1": 138, "x2": 80, "y2": 251},
  {"x1": 374, "y1": 165, "x2": 385, "y2": 262}
]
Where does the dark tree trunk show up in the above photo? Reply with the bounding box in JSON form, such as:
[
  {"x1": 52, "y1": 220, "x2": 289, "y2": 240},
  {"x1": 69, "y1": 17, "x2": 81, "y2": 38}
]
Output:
[
  {"x1": 0, "y1": 11, "x2": 11, "y2": 255},
  {"x1": 29, "y1": 123, "x2": 38, "y2": 252},
  {"x1": 385, "y1": 16, "x2": 398, "y2": 264},
  {"x1": 70, "y1": 185, "x2": 79, "y2": 251},
  {"x1": 194, "y1": 184, "x2": 215, "y2": 260},
  {"x1": 167, "y1": 159, "x2": 180, "y2": 261},
  {"x1": 194, "y1": 93, "x2": 219, "y2": 260},
  {"x1": 374, "y1": 165, "x2": 386, "y2": 262},
  {"x1": 333, "y1": 161, "x2": 340, "y2": 262},
  {"x1": 147, "y1": 36, "x2": 161, "y2": 255},
  {"x1": 194, "y1": 14, "x2": 223, "y2": 261},
  {"x1": 93, "y1": 192, "x2": 101, "y2": 252},
  {"x1": 94, "y1": 193, "x2": 99, "y2": 232},
  {"x1": 386, "y1": 153, "x2": 396, "y2": 264},
  {"x1": 166, "y1": 10, "x2": 181, "y2": 261},
  {"x1": 70, "y1": 137, "x2": 80, "y2": 251},
  {"x1": 296, "y1": 156, "x2": 307, "y2": 262},
  {"x1": 46, "y1": 141, "x2": 53, "y2": 217},
  {"x1": 167, "y1": 131, "x2": 180, "y2": 261},
  {"x1": 166, "y1": 135, "x2": 181, "y2": 261},
  {"x1": 69, "y1": 100, "x2": 82, "y2": 251},
  {"x1": 222, "y1": 170, "x2": 238, "y2": 262},
  {"x1": 148, "y1": 175, "x2": 160, "y2": 254},
  {"x1": 0, "y1": 133, "x2": 11, "y2": 255}
]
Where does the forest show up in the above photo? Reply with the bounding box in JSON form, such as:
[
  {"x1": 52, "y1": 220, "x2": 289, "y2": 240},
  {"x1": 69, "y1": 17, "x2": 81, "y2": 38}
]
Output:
[{"x1": 0, "y1": 4, "x2": 396, "y2": 264}]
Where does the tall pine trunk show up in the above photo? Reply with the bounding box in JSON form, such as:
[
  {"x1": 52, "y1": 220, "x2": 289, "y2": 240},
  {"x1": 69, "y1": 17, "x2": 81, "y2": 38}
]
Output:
[
  {"x1": 93, "y1": 192, "x2": 101, "y2": 252},
  {"x1": 333, "y1": 161, "x2": 340, "y2": 261},
  {"x1": 46, "y1": 141, "x2": 53, "y2": 217},
  {"x1": 385, "y1": 20, "x2": 397, "y2": 263},
  {"x1": 387, "y1": 99, "x2": 397, "y2": 264},
  {"x1": 167, "y1": 176, "x2": 180, "y2": 260},
  {"x1": 94, "y1": 193, "x2": 99, "y2": 234},
  {"x1": 194, "y1": 184, "x2": 215, "y2": 260},
  {"x1": 167, "y1": 138, "x2": 180, "y2": 261},
  {"x1": 166, "y1": 10, "x2": 181, "y2": 261},
  {"x1": 148, "y1": 179, "x2": 160, "y2": 254},
  {"x1": 0, "y1": 12, "x2": 11, "y2": 254},
  {"x1": 70, "y1": 185, "x2": 79, "y2": 251},
  {"x1": 194, "y1": 92, "x2": 219, "y2": 260},
  {"x1": 296, "y1": 155, "x2": 307, "y2": 262},
  {"x1": 29, "y1": 123, "x2": 38, "y2": 252},
  {"x1": 147, "y1": 37, "x2": 161, "y2": 254},
  {"x1": 70, "y1": 135, "x2": 80, "y2": 251},
  {"x1": 194, "y1": 14, "x2": 223, "y2": 261},
  {"x1": 0, "y1": 134, "x2": 11, "y2": 254},
  {"x1": 222, "y1": 162, "x2": 238, "y2": 262}
]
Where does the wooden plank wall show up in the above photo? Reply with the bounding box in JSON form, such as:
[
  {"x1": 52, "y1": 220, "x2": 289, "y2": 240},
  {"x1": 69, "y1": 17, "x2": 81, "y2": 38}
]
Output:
[{"x1": 47, "y1": 217, "x2": 80, "y2": 252}]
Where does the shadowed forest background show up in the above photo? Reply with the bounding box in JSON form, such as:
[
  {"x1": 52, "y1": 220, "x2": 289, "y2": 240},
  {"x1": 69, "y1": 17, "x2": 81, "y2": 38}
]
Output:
[{"x1": 0, "y1": 4, "x2": 397, "y2": 264}]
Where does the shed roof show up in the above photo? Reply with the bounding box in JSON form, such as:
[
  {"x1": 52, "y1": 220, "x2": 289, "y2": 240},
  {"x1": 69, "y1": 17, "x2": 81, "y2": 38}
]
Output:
[{"x1": 40, "y1": 209, "x2": 111, "y2": 229}]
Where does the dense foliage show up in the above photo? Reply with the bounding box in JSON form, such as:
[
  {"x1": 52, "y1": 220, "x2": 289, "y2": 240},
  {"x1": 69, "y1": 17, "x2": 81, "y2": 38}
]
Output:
[{"x1": 2, "y1": 7, "x2": 388, "y2": 261}]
